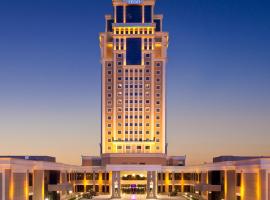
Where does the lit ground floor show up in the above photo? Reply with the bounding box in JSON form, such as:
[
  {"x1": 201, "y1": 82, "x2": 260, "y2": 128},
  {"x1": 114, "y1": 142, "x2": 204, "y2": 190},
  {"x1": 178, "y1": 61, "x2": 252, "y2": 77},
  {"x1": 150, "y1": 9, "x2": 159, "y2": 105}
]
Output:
[
  {"x1": 0, "y1": 157, "x2": 270, "y2": 200},
  {"x1": 80, "y1": 194, "x2": 187, "y2": 200}
]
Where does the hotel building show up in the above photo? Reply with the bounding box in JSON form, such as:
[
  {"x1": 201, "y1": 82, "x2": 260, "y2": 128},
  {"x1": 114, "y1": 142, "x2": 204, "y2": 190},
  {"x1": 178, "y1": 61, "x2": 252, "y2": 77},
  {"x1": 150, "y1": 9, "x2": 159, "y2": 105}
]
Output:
[
  {"x1": 100, "y1": 0, "x2": 168, "y2": 159},
  {"x1": 0, "y1": 0, "x2": 270, "y2": 200}
]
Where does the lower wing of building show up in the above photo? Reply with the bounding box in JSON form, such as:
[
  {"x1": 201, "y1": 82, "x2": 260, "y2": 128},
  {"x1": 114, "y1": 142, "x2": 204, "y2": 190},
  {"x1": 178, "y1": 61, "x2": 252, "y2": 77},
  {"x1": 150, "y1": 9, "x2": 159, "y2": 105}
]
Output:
[{"x1": 0, "y1": 156, "x2": 270, "y2": 200}]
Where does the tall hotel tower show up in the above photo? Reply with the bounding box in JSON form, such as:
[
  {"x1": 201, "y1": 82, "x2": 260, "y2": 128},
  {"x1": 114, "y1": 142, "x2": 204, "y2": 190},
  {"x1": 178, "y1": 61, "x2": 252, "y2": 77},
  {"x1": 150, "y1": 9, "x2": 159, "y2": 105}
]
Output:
[{"x1": 100, "y1": 0, "x2": 169, "y2": 163}]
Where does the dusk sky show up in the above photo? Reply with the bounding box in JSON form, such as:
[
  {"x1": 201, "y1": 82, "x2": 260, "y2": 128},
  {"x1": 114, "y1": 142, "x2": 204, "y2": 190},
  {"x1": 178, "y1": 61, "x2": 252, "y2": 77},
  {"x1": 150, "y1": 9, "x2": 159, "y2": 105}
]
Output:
[{"x1": 0, "y1": 0, "x2": 270, "y2": 165}]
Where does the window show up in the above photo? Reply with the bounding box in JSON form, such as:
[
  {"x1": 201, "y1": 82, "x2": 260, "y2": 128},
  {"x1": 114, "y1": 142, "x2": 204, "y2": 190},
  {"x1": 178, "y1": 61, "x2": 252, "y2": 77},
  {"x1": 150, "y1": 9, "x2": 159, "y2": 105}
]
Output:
[
  {"x1": 126, "y1": 38, "x2": 142, "y2": 65},
  {"x1": 154, "y1": 19, "x2": 161, "y2": 32},
  {"x1": 126, "y1": 6, "x2": 142, "y2": 23},
  {"x1": 107, "y1": 19, "x2": 114, "y2": 32},
  {"x1": 28, "y1": 173, "x2": 33, "y2": 186},
  {"x1": 116, "y1": 6, "x2": 124, "y2": 23},
  {"x1": 76, "y1": 173, "x2": 84, "y2": 181},
  {"x1": 144, "y1": 6, "x2": 152, "y2": 23},
  {"x1": 86, "y1": 173, "x2": 93, "y2": 180},
  {"x1": 237, "y1": 173, "x2": 241, "y2": 187},
  {"x1": 175, "y1": 173, "x2": 182, "y2": 180}
]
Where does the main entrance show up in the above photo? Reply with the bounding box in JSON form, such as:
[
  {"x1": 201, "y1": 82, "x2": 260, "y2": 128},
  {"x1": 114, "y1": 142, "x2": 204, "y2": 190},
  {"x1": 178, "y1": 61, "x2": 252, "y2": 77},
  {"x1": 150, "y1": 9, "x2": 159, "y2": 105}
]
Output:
[
  {"x1": 110, "y1": 168, "x2": 157, "y2": 199},
  {"x1": 120, "y1": 172, "x2": 147, "y2": 195},
  {"x1": 121, "y1": 184, "x2": 147, "y2": 194}
]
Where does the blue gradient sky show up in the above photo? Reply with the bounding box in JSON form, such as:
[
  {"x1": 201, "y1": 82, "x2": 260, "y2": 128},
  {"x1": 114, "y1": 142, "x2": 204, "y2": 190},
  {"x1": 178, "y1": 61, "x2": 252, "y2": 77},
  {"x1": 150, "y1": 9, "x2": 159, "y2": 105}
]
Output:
[{"x1": 0, "y1": 0, "x2": 270, "y2": 165}]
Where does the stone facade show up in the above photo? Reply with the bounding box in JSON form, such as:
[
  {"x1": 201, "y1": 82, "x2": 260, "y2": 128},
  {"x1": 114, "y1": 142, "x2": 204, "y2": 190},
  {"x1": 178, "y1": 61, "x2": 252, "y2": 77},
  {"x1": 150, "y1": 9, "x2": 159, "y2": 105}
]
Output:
[{"x1": 0, "y1": 157, "x2": 270, "y2": 200}]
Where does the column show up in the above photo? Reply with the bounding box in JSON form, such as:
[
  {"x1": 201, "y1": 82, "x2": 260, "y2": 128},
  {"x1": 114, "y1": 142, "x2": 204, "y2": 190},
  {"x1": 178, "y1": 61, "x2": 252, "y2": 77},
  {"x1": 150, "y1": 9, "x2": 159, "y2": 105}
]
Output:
[
  {"x1": 225, "y1": 170, "x2": 236, "y2": 200},
  {"x1": 4, "y1": 169, "x2": 12, "y2": 200},
  {"x1": 93, "y1": 172, "x2": 96, "y2": 192},
  {"x1": 0, "y1": 172, "x2": 2, "y2": 200},
  {"x1": 111, "y1": 171, "x2": 121, "y2": 198},
  {"x1": 172, "y1": 172, "x2": 175, "y2": 192},
  {"x1": 13, "y1": 172, "x2": 27, "y2": 200},
  {"x1": 201, "y1": 172, "x2": 208, "y2": 200},
  {"x1": 147, "y1": 171, "x2": 157, "y2": 199},
  {"x1": 33, "y1": 170, "x2": 44, "y2": 200},
  {"x1": 259, "y1": 169, "x2": 268, "y2": 200},
  {"x1": 60, "y1": 171, "x2": 67, "y2": 198}
]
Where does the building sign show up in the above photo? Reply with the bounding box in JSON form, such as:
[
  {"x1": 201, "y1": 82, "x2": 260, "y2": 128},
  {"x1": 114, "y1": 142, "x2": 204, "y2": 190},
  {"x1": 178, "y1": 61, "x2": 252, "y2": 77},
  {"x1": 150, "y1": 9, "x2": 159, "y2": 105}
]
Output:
[{"x1": 123, "y1": 0, "x2": 143, "y2": 4}]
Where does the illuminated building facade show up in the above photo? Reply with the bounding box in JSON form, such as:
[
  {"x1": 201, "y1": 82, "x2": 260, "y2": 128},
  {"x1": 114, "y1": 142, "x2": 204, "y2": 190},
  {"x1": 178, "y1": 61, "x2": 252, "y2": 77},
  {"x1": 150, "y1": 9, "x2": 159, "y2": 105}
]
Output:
[
  {"x1": 1, "y1": 156, "x2": 270, "y2": 200},
  {"x1": 100, "y1": 0, "x2": 168, "y2": 157},
  {"x1": 0, "y1": 1, "x2": 269, "y2": 200}
]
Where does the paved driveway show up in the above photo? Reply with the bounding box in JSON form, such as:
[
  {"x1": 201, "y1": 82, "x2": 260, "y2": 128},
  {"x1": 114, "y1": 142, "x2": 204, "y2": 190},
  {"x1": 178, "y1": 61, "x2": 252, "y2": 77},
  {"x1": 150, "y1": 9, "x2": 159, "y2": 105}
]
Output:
[{"x1": 83, "y1": 194, "x2": 187, "y2": 200}]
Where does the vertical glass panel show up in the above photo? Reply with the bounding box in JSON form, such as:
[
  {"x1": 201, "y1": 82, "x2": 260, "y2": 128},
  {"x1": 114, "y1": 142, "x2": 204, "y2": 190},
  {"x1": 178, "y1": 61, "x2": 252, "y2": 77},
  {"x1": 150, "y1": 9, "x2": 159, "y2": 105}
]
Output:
[
  {"x1": 126, "y1": 6, "x2": 142, "y2": 23},
  {"x1": 107, "y1": 19, "x2": 114, "y2": 32},
  {"x1": 116, "y1": 6, "x2": 124, "y2": 23},
  {"x1": 126, "y1": 38, "x2": 142, "y2": 65},
  {"x1": 144, "y1": 6, "x2": 152, "y2": 23},
  {"x1": 154, "y1": 19, "x2": 161, "y2": 31}
]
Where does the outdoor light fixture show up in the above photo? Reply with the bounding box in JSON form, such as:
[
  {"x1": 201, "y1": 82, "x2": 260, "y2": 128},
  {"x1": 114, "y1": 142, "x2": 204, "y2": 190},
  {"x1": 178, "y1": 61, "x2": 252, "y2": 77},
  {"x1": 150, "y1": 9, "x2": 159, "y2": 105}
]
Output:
[
  {"x1": 114, "y1": 181, "x2": 118, "y2": 189},
  {"x1": 150, "y1": 181, "x2": 153, "y2": 189}
]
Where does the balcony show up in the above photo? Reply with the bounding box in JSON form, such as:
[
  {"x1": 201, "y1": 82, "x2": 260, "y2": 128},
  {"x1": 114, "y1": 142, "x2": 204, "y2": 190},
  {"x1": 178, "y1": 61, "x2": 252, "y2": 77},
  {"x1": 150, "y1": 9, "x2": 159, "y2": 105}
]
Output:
[
  {"x1": 194, "y1": 184, "x2": 221, "y2": 192},
  {"x1": 48, "y1": 183, "x2": 73, "y2": 192},
  {"x1": 113, "y1": 23, "x2": 155, "y2": 28}
]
